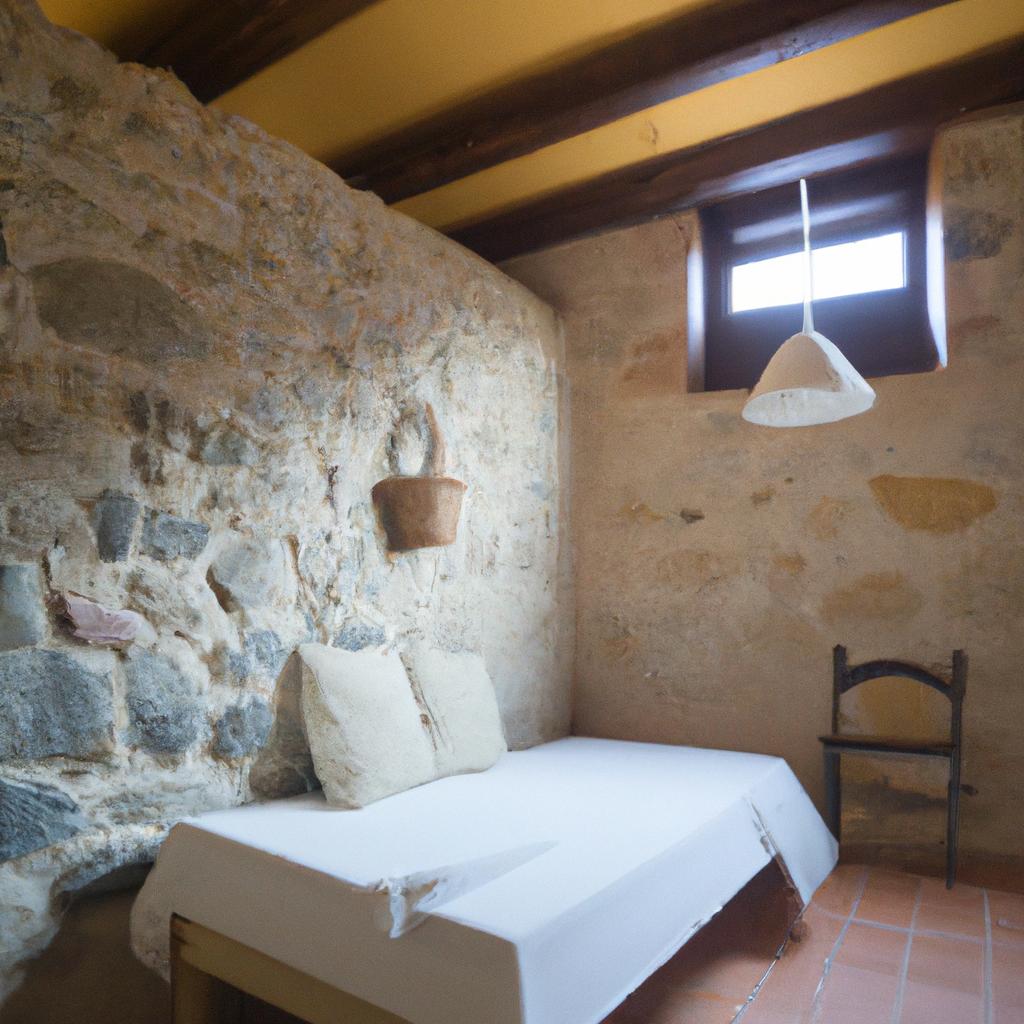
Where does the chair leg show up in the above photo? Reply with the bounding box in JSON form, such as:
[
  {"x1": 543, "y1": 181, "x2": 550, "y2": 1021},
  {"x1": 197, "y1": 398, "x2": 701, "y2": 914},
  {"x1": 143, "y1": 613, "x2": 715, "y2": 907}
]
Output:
[
  {"x1": 823, "y1": 749, "x2": 841, "y2": 842},
  {"x1": 946, "y1": 755, "x2": 962, "y2": 889}
]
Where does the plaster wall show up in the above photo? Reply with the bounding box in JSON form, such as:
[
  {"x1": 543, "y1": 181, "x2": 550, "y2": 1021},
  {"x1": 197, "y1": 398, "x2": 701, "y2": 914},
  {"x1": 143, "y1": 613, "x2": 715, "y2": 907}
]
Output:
[
  {"x1": 504, "y1": 105, "x2": 1024, "y2": 881},
  {"x1": 0, "y1": 0, "x2": 571, "y2": 1000}
]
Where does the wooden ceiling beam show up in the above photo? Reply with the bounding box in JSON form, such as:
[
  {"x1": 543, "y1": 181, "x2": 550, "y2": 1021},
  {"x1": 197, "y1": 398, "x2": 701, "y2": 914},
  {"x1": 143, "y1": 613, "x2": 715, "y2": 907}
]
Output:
[
  {"x1": 336, "y1": 0, "x2": 959, "y2": 203},
  {"x1": 137, "y1": 0, "x2": 379, "y2": 103},
  {"x1": 449, "y1": 37, "x2": 1024, "y2": 264}
]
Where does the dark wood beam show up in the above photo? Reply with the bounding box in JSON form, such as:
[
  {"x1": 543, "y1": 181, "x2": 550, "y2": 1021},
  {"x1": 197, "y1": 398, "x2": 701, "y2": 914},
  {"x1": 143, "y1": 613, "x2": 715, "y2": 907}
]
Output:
[
  {"x1": 336, "y1": 0, "x2": 959, "y2": 202},
  {"x1": 137, "y1": 0, "x2": 379, "y2": 103},
  {"x1": 450, "y1": 37, "x2": 1024, "y2": 264}
]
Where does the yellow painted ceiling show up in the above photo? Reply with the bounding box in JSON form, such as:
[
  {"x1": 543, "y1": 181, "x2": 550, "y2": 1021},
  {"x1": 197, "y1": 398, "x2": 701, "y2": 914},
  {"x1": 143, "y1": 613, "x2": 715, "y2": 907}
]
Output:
[
  {"x1": 35, "y1": 0, "x2": 1024, "y2": 238},
  {"x1": 397, "y1": 0, "x2": 1024, "y2": 231},
  {"x1": 214, "y1": 0, "x2": 714, "y2": 165},
  {"x1": 40, "y1": 0, "x2": 716, "y2": 164},
  {"x1": 38, "y1": 0, "x2": 198, "y2": 58}
]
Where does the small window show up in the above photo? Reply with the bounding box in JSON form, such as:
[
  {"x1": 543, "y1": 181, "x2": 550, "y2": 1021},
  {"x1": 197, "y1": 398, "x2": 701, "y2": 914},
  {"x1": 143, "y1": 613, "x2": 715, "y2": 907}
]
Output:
[
  {"x1": 699, "y1": 155, "x2": 941, "y2": 392},
  {"x1": 730, "y1": 231, "x2": 906, "y2": 313}
]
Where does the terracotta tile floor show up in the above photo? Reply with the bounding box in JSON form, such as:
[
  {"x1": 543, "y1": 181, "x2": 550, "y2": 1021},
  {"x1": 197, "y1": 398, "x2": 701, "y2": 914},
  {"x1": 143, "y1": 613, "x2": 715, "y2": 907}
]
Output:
[{"x1": 603, "y1": 864, "x2": 1024, "y2": 1024}]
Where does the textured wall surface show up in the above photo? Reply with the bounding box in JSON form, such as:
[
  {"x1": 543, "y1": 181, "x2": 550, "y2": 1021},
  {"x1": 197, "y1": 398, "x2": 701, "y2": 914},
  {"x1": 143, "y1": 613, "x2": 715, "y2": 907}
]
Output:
[
  {"x1": 0, "y1": 0, "x2": 570, "y2": 998},
  {"x1": 506, "y1": 106, "x2": 1024, "y2": 883}
]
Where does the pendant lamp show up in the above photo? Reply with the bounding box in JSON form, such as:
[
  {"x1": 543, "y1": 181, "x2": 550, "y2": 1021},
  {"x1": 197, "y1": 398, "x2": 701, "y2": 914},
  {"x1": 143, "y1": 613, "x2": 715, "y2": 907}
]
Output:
[{"x1": 741, "y1": 179, "x2": 876, "y2": 428}]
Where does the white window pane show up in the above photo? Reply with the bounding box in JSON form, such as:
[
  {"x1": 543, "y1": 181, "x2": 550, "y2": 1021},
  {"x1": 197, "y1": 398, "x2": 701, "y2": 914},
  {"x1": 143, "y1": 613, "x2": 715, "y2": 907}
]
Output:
[
  {"x1": 730, "y1": 231, "x2": 906, "y2": 313},
  {"x1": 731, "y1": 250, "x2": 805, "y2": 312}
]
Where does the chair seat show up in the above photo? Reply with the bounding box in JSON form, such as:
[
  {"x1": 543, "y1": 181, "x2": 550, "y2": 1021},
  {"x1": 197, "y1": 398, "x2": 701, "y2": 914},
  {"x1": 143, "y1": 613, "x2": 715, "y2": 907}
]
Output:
[{"x1": 818, "y1": 733, "x2": 953, "y2": 758}]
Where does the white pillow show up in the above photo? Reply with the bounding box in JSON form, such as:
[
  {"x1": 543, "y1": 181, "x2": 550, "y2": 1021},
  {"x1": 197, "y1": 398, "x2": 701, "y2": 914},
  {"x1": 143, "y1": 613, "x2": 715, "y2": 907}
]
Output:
[
  {"x1": 401, "y1": 646, "x2": 507, "y2": 778},
  {"x1": 297, "y1": 643, "x2": 507, "y2": 808},
  {"x1": 298, "y1": 644, "x2": 435, "y2": 808}
]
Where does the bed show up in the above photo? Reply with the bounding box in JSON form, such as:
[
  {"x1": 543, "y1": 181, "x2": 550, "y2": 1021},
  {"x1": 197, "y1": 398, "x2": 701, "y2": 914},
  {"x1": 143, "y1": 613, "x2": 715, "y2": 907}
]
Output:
[{"x1": 132, "y1": 736, "x2": 837, "y2": 1024}]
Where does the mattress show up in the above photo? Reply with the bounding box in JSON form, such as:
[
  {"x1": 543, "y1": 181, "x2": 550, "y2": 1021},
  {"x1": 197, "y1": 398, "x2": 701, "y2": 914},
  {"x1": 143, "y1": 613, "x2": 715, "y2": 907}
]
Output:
[{"x1": 131, "y1": 737, "x2": 837, "y2": 1024}]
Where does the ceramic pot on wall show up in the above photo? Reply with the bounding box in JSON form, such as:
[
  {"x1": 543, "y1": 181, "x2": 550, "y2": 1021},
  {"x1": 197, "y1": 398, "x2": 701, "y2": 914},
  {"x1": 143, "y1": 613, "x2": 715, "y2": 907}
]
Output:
[{"x1": 372, "y1": 404, "x2": 467, "y2": 551}]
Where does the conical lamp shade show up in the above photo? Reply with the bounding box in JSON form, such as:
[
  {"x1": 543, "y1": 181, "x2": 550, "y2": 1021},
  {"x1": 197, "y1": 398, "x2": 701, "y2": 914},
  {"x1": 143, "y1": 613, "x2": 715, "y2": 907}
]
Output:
[
  {"x1": 741, "y1": 177, "x2": 876, "y2": 428},
  {"x1": 741, "y1": 329, "x2": 876, "y2": 427}
]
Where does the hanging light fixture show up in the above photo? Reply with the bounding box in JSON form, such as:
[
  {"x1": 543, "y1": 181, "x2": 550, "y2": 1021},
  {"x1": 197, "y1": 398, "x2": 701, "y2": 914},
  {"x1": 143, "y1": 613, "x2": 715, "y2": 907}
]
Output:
[{"x1": 742, "y1": 179, "x2": 876, "y2": 428}]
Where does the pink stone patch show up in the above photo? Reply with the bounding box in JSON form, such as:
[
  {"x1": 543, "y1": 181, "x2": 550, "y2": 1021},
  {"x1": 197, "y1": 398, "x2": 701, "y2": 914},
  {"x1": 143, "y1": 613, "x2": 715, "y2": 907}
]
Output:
[{"x1": 61, "y1": 592, "x2": 146, "y2": 645}]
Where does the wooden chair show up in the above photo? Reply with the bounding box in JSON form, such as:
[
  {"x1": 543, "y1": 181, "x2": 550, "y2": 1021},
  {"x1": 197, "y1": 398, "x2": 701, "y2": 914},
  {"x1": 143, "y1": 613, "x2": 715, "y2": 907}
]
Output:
[{"x1": 818, "y1": 645, "x2": 967, "y2": 888}]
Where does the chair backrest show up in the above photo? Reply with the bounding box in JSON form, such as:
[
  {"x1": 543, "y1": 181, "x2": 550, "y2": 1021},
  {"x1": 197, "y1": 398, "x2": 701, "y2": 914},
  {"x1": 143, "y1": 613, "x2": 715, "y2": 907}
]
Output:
[{"x1": 831, "y1": 645, "x2": 967, "y2": 742}]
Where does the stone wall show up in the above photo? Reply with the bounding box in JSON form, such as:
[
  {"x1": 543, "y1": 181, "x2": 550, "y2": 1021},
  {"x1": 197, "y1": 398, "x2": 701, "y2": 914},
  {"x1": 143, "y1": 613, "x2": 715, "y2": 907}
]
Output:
[
  {"x1": 0, "y1": 0, "x2": 571, "y2": 999},
  {"x1": 505, "y1": 104, "x2": 1024, "y2": 883}
]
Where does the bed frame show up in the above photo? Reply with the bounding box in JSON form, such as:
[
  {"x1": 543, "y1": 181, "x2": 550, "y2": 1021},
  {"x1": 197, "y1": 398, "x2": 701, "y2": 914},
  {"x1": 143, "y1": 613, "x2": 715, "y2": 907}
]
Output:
[
  {"x1": 170, "y1": 873, "x2": 805, "y2": 1024},
  {"x1": 171, "y1": 915, "x2": 408, "y2": 1024},
  {"x1": 156, "y1": 737, "x2": 834, "y2": 1024}
]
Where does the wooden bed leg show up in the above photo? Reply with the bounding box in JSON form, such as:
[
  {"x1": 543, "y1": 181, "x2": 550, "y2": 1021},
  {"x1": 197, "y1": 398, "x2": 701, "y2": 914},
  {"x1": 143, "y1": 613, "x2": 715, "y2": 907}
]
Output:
[
  {"x1": 787, "y1": 895, "x2": 808, "y2": 943},
  {"x1": 769, "y1": 855, "x2": 808, "y2": 944},
  {"x1": 171, "y1": 918, "x2": 243, "y2": 1024}
]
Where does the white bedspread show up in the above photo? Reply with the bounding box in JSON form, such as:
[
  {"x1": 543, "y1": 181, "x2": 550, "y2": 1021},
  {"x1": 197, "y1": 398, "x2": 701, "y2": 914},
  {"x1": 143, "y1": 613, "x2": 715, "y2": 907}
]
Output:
[{"x1": 131, "y1": 737, "x2": 836, "y2": 1024}]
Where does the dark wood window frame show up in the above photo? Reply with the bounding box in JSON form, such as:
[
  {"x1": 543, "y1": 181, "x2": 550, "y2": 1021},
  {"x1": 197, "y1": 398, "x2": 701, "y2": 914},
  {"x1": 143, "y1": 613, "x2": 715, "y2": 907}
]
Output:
[{"x1": 697, "y1": 153, "x2": 942, "y2": 392}]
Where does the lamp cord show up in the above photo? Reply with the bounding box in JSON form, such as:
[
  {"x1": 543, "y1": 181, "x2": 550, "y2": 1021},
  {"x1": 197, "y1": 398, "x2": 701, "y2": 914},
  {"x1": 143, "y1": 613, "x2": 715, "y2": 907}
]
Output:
[{"x1": 801, "y1": 178, "x2": 815, "y2": 335}]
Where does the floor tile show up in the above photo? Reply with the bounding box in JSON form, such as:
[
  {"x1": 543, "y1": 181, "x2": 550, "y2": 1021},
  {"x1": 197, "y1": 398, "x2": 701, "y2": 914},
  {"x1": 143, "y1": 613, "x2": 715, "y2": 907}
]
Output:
[
  {"x1": 834, "y1": 920, "x2": 908, "y2": 975},
  {"x1": 602, "y1": 863, "x2": 793, "y2": 1023},
  {"x1": 738, "y1": 1003, "x2": 802, "y2": 1024},
  {"x1": 906, "y1": 933, "x2": 984, "y2": 996},
  {"x1": 672, "y1": 948, "x2": 777, "y2": 1002},
  {"x1": 796, "y1": 904, "x2": 847, "y2": 951},
  {"x1": 739, "y1": 1002, "x2": 802, "y2": 1024},
  {"x1": 666, "y1": 991, "x2": 745, "y2": 1024},
  {"x1": 605, "y1": 865, "x2": 1015, "y2": 1024},
  {"x1": 606, "y1": 985, "x2": 741, "y2": 1024},
  {"x1": 992, "y1": 941, "x2": 1024, "y2": 1023},
  {"x1": 741, "y1": 916, "x2": 842, "y2": 1018},
  {"x1": 915, "y1": 879, "x2": 986, "y2": 939},
  {"x1": 989, "y1": 889, "x2": 1024, "y2": 949},
  {"x1": 815, "y1": 962, "x2": 900, "y2": 1024},
  {"x1": 854, "y1": 868, "x2": 921, "y2": 928},
  {"x1": 811, "y1": 864, "x2": 868, "y2": 918},
  {"x1": 806, "y1": 922, "x2": 906, "y2": 1024},
  {"x1": 917, "y1": 876, "x2": 983, "y2": 905},
  {"x1": 899, "y1": 980, "x2": 984, "y2": 1024}
]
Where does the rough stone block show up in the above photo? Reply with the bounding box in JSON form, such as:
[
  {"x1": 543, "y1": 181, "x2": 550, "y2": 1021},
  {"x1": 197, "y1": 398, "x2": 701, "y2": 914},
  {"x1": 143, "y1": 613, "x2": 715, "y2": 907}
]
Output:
[
  {"x1": 140, "y1": 510, "x2": 209, "y2": 562},
  {"x1": 4, "y1": 496, "x2": 71, "y2": 548},
  {"x1": 93, "y1": 490, "x2": 139, "y2": 562},
  {"x1": 249, "y1": 657, "x2": 317, "y2": 800},
  {"x1": 213, "y1": 697, "x2": 272, "y2": 760},
  {"x1": 124, "y1": 650, "x2": 203, "y2": 754},
  {"x1": 0, "y1": 649, "x2": 114, "y2": 759},
  {"x1": 245, "y1": 630, "x2": 288, "y2": 678},
  {"x1": 0, "y1": 564, "x2": 46, "y2": 650},
  {"x1": 55, "y1": 823, "x2": 165, "y2": 897},
  {"x1": 154, "y1": 398, "x2": 196, "y2": 453},
  {"x1": 29, "y1": 258, "x2": 209, "y2": 362},
  {"x1": 334, "y1": 621, "x2": 386, "y2": 651},
  {"x1": 246, "y1": 385, "x2": 288, "y2": 430},
  {"x1": 207, "y1": 538, "x2": 289, "y2": 610},
  {"x1": 125, "y1": 390, "x2": 150, "y2": 434},
  {"x1": 0, "y1": 778, "x2": 86, "y2": 861},
  {"x1": 200, "y1": 427, "x2": 259, "y2": 467},
  {"x1": 227, "y1": 630, "x2": 289, "y2": 682}
]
